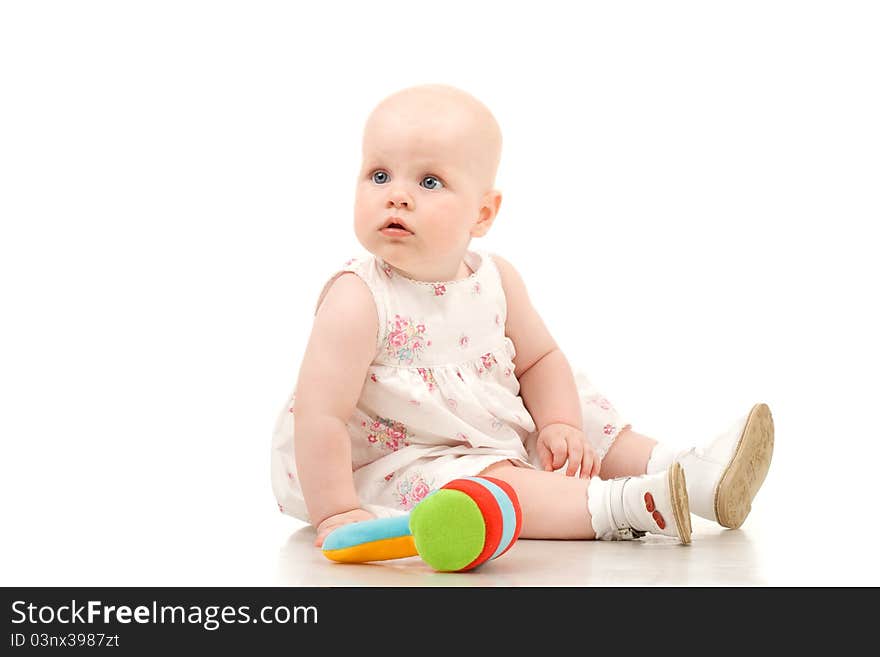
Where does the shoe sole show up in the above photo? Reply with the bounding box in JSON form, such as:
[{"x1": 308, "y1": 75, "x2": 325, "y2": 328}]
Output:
[
  {"x1": 714, "y1": 402, "x2": 775, "y2": 529},
  {"x1": 667, "y1": 461, "x2": 692, "y2": 544}
]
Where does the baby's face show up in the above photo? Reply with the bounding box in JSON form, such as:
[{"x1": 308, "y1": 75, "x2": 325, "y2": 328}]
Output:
[{"x1": 353, "y1": 87, "x2": 501, "y2": 282}]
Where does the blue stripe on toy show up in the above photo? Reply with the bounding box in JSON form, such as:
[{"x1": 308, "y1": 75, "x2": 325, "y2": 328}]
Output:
[
  {"x1": 322, "y1": 515, "x2": 412, "y2": 551},
  {"x1": 463, "y1": 477, "x2": 517, "y2": 560}
]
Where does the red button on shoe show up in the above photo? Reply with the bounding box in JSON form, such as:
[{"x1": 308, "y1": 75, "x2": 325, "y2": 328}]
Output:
[
  {"x1": 652, "y1": 510, "x2": 666, "y2": 529},
  {"x1": 644, "y1": 492, "x2": 655, "y2": 513}
]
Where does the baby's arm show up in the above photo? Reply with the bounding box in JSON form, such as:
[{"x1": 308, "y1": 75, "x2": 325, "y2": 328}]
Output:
[
  {"x1": 292, "y1": 273, "x2": 379, "y2": 530},
  {"x1": 493, "y1": 254, "x2": 591, "y2": 473}
]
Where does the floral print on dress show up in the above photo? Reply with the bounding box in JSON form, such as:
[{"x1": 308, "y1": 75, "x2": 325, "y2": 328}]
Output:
[
  {"x1": 591, "y1": 397, "x2": 613, "y2": 411},
  {"x1": 472, "y1": 282, "x2": 481, "y2": 295},
  {"x1": 395, "y1": 471, "x2": 434, "y2": 510},
  {"x1": 365, "y1": 416, "x2": 411, "y2": 451},
  {"x1": 603, "y1": 424, "x2": 616, "y2": 436},
  {"x1": 384, "y1": 314, "x2": 429, "y2": 365},
  {"x1": 433, "y1": 284, "x2": 447, "y2": 296},
  {"x1": 416, "y1": 367, "x2": 438, "y2": 392},
  {"x1": 477, "y1": 352, "x2": 498, "y2": 375}
]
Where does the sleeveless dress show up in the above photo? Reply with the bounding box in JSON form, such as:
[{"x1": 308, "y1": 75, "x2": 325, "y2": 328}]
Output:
[{"x1": 270, "y1": 249, "x2": 630, "y2": 522}]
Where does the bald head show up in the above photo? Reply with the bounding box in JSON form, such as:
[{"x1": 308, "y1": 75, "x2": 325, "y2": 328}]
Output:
[{"x1": 362, "y1": 84, "x2": 503, "y2": 193}]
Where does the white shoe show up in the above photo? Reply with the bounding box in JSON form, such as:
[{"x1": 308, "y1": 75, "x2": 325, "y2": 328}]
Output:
[
  {"x1": 677, "y1": 403, "x2": 774, "y2": 528},
  {"x1": 589, "y1": 462, "x2": 692, "y2": 544}
]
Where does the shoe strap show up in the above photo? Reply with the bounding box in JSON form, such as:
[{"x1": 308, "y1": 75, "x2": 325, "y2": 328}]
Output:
[{"x1": 608, "y1": 477, "x2": 646, "y2": 540}]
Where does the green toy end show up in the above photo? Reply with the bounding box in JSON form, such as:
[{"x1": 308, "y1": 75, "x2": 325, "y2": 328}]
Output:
[{"x1": 409, "y1": 488, "x2": 486, "y2": 572}]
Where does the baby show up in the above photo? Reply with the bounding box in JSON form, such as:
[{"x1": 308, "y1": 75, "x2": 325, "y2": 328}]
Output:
[{"x1": 271, "y1": 83, "x2": 774, "y2": 548}]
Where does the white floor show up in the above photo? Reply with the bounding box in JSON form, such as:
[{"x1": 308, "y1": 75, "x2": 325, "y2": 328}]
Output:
[
  {"x1": 273, "y1": 474, "x2": 878, "y2": 587},
  {"x1": 4, "y1": 455, "x2": 878, "y2": 588},
  {"x1": 277, "y1": 518, "x2": 769, "y2": 587}
]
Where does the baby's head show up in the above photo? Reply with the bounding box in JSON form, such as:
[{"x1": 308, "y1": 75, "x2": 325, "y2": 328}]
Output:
[{"x1": 353, "y1": 84, "x2": 503, "y2": 282}]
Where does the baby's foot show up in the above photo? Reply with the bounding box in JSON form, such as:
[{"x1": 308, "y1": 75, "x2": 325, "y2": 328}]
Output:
[
  {"x1": 677, "y1": 403, "x2": 774, "y2": 528},
  {"x1": 589, "y1": 463, "x2": 692, "y2": 544}
]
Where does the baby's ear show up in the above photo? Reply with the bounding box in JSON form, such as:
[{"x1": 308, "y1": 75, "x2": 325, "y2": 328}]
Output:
[{"x1": 472, "y1": 190, "x2": 502, "y2": 237}]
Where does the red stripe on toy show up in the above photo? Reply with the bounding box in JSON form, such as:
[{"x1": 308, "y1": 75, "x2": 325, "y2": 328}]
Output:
[
  {"x1": 442, "y1": 478, "x2": 502, "y2": 571},
  {"x1": 480, "y1": 476, "x2": 522, "y2": 557}
]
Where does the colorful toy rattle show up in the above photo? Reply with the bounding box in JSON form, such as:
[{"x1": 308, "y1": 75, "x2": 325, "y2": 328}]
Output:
[{"x1": 321, "y1": 476, "x2": 522, "y2": 572}]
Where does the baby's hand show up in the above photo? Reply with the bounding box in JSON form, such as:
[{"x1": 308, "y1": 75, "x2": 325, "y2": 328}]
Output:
[
  {"x1": 314, "y1": 508, "x2": 377, "y2": 547},
  {"x1": 536, "y1": 423, "x2": 600, "y2": 479}
]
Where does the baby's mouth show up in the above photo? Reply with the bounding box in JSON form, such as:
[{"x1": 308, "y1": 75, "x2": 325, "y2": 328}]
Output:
[{"x1": 381, "y1": 219, "x2": 413, "y2": 235}]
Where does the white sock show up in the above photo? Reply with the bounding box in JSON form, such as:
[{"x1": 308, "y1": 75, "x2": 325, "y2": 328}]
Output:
[
  {"x1": 587, "y1": 477, "x2": 651, "y2": 540},
  {"x1": 645, "y1": 442, "x2": 679, "y2": 475},
  {"x1": 586, "y1": 477, "x2": 616, "y2": 539}
]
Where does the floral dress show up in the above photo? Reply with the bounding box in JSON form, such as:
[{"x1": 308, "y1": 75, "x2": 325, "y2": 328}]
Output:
[{"x1": 270, "y1": 249, "x2": 630, "y2": 521}]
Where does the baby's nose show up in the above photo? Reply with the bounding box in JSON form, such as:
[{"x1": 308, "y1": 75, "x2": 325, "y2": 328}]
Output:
[{"x1": 387, "y1": 189, "x2": 412, "y2": 208}]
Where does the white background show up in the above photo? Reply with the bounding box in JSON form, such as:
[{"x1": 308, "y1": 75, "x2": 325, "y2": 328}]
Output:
[{"x1": 1, "y1": 1, "x2": 878, "y2": 585}]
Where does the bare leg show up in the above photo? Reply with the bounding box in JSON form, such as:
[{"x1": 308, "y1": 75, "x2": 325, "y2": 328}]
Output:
[
  {"x1": 480, "y1": 461, "x2": 594, "y2": 539},
  {"x1": 599, "y1": 427, "x2": 657, "y2": 479}
]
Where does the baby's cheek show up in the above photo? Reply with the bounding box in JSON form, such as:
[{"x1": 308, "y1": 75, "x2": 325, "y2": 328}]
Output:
[
  {"x1": 353, "y1": 208, "x2": 380, "y2": 247},
  {"x1": 433, "y1": 222, "x2": 464, "y2": 249},
  {"x1": 436, "y1": 203, "x2": 473, "y2": 244}
]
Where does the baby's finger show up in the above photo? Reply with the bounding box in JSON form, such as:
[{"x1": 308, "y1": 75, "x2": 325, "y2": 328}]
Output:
[
  {"x1": 565, "y1": 438, "x2": 583, "y2": 476},
  {"x1": 549, "y1": 437, "x2": 568, "y2": 470},
  {"x1": 536, "y1": 441, "x2": 553, "y2": 471},
  {"x1": 590, "y1": 453, "x2": 601, "y2": 478},
  {"x1": 314, "y1": 520, "x2": 343, "y2": 547},
  {"x1": 579, "y1": 449, "x2": 593, "y2": 479}
]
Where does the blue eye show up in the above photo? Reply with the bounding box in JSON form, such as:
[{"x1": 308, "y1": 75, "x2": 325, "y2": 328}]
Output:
[
  {"x1": 421, "y1": 176, "x2": 443, "y2": 190},
  {"x1": 371, "y1": 171, "x2": 389, "y2": 184}
]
